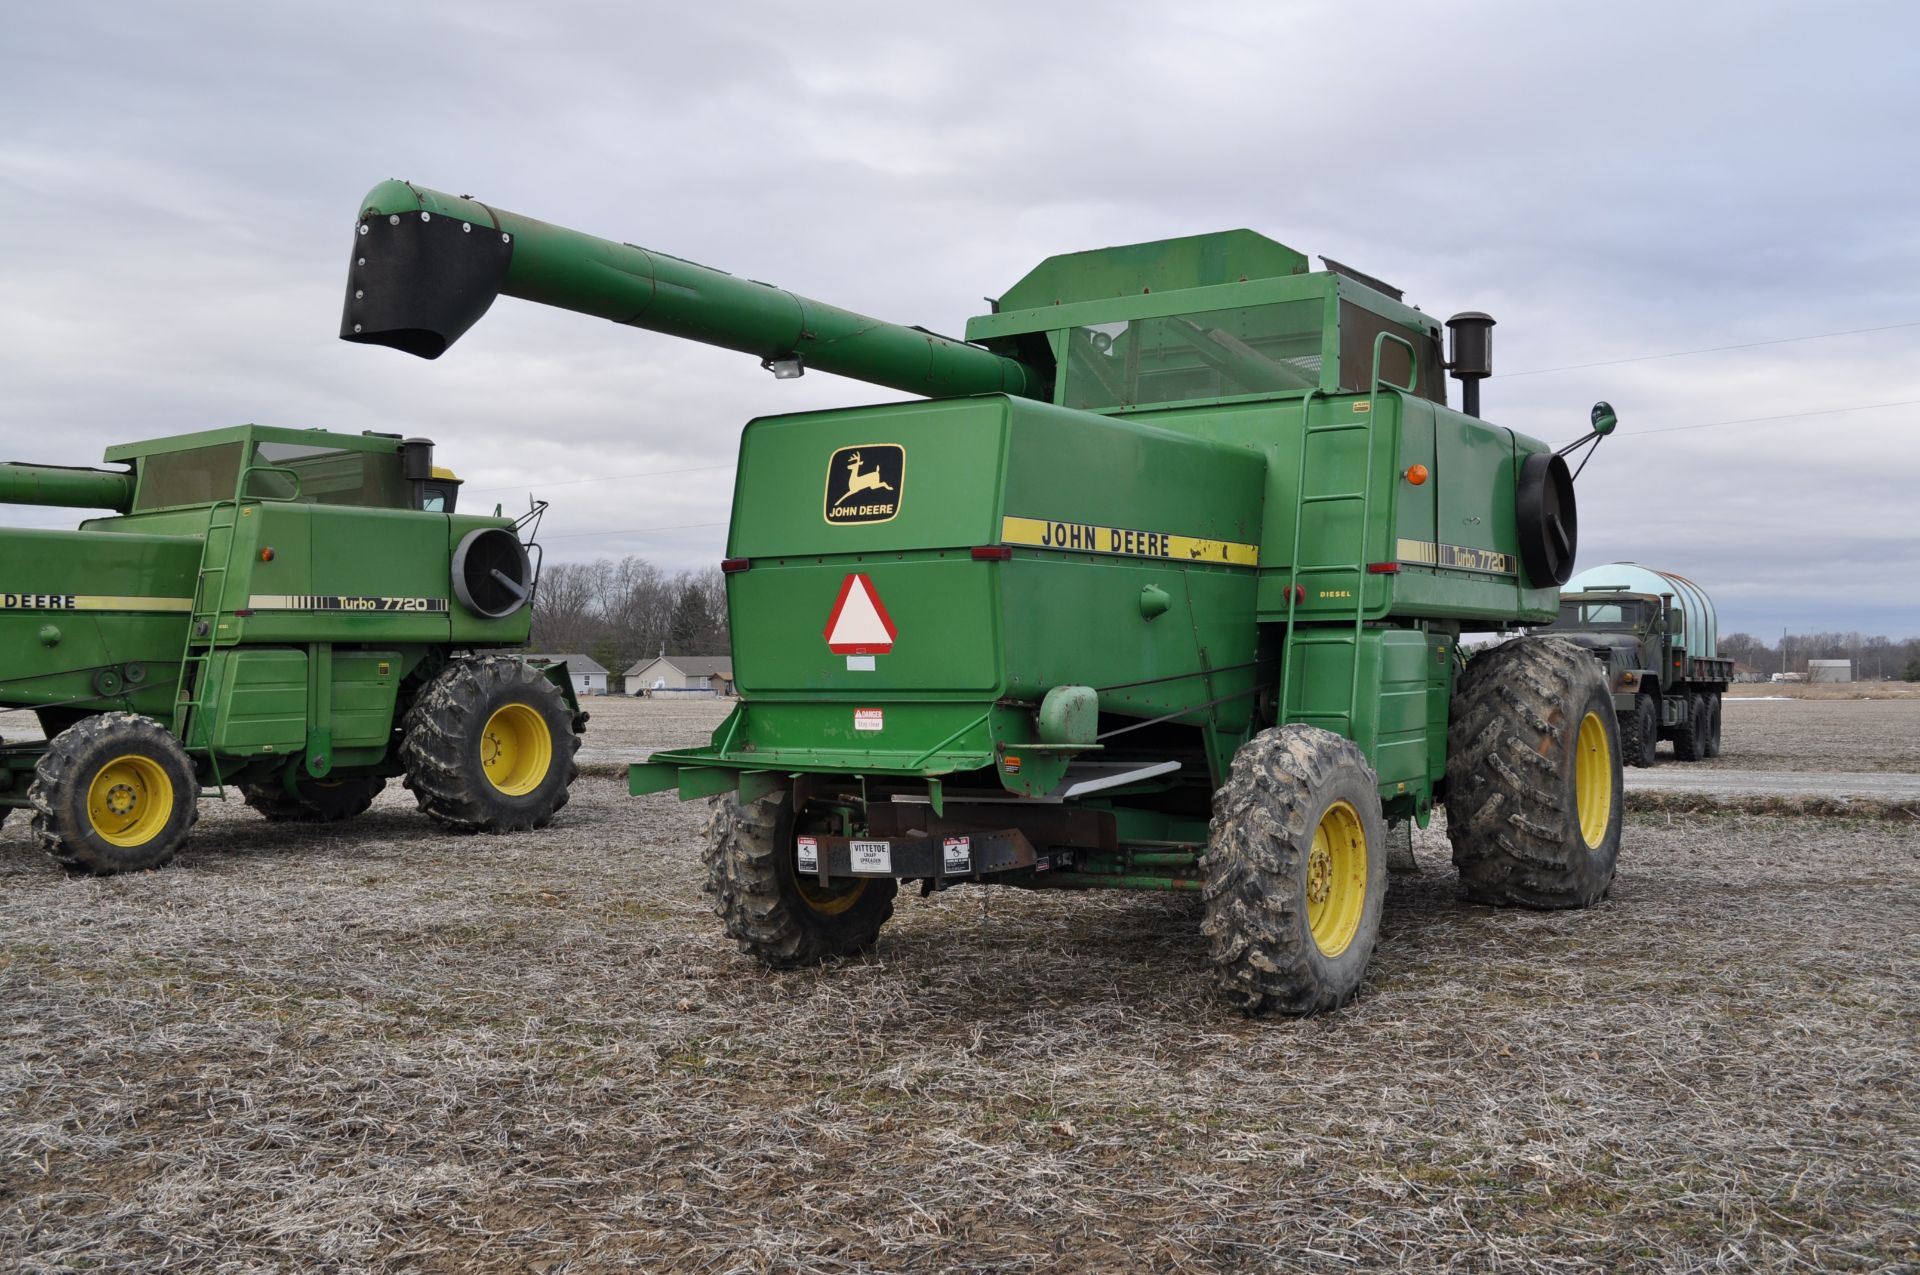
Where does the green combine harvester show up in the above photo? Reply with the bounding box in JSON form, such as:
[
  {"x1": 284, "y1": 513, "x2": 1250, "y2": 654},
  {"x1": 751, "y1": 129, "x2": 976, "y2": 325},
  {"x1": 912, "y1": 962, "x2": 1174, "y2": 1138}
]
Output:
[
  {"x1": 0, "y1": 425, "x2": 584, "y2": 874},
  {"x1": 344, "y1": 180, "x2": 1620, "y2": 1014}
]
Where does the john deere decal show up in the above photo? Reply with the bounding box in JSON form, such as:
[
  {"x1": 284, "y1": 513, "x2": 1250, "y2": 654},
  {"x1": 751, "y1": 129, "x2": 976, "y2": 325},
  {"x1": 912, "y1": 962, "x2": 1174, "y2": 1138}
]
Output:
[{"x1": 824, "y1": 444, "x2": 904, "y2": 525}]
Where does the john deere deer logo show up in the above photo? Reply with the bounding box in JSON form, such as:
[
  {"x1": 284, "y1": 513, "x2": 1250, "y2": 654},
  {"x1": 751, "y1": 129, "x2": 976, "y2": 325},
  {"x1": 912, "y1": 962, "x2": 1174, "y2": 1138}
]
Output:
[{"x1": 823, "y1": 443, "x2": 905, "y2": 525}]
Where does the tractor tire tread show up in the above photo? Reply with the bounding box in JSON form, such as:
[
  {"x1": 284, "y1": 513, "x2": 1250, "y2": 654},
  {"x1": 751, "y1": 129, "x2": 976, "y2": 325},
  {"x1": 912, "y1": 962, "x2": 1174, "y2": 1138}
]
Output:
[
  {"x1": 1445, "y1": 637, "x2": 1620, "y2": 909},
  {"x1": 703, "y1": 793, "x2": 896, "y2": 969},
  {"x1": 399, "y1": 656, "x2": 581, "y2": 833},
  {"x1": 1200, "y1": 725, "x2": 1385, "y2": 1016},
  {"x1": 27, "y1": 712, "x2": 198, "y2": 875}
]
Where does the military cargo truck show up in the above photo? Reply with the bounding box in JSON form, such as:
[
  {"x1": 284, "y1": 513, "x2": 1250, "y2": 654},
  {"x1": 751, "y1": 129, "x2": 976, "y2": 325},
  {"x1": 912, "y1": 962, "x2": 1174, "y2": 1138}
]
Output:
[{"x1": 1539, "y1": 563, "x2": 1733, "y2": 766}]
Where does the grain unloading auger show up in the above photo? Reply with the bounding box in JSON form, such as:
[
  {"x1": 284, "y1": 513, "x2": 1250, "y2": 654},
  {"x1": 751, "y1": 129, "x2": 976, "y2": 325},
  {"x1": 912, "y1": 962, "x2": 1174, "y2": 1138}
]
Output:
[{"x1": 345, "y1": 180, "x2": 1621, "y2": 1015}]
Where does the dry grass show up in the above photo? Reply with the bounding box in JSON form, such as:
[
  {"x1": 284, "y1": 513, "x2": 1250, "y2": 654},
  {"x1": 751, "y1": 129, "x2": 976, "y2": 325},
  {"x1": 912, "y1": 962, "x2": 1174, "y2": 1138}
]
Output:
[{"x1": 3, "y1": 699, "x2": 1916, "y2": 1271}]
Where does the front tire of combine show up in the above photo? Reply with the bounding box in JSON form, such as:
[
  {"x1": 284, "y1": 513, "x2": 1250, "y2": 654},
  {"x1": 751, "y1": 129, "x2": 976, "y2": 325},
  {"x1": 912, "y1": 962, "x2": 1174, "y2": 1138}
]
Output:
[
  {"x1": 1621, "y1": 693, "x2": 1658, "y2": 769},
  {"x1": 1446, "y1": 637, "x2": 1622, "y2": 909},
  {"x1": 400, "y1": 657, "x2": 580, "y2": 832},
  {"x1": 703, "y1": 791, "x2": 897, "y2": 969},
  {"x1": 1201, "y1": 726, "x2": 1387, "y2": 1016},
  {"x1": 28, "y1": 713, "x2": 198, "y2": 875},
  {"x1": 242, "y1": 773, "x2": 387, "y2": 823}
]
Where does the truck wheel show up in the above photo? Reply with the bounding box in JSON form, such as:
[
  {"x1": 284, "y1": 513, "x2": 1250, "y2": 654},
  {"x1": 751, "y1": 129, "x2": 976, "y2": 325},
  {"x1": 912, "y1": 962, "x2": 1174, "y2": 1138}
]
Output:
[
  {"x1": 1201, "y1": 725, "x2": 1387, "y2": 1016},
  {"x1": 703, "y1": 791, "x2": 897, "y2": 968},
  {"x1": 1673, "y1": 693, "x2": 1709, "y2": 762},
  {"x1": 1621, "y1": 693, "x2": 1658, "y2": 769},
  {"x1": 401, "y1": 657, "x2": 581, "y2": 832},
  {"x1": 1704, "y1": 694, "x2": 1724, "y2": 758},
  {"x1": 1446, "y1": 637, "x2": 1621, "y2": 908},
  {"x1": 27, "y1": 713, "x2": 199, "y2": 875},
  {"x1": 243, "y1": 774, "x2": 386, "y2": 822}
]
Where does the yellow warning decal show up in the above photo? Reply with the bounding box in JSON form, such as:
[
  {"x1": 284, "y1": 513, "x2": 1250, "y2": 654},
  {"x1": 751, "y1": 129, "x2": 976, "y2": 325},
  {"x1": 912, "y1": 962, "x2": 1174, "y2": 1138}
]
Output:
[
  {"x1": 1001, "y1": 516, "x2": 1259, "y2": 567},
  {"x1": 0, "y1": 593, "x2": 192, "y2": 612},
  {"x1": 1396, "y1": 538, "x2": 1516, "y2": 575}
]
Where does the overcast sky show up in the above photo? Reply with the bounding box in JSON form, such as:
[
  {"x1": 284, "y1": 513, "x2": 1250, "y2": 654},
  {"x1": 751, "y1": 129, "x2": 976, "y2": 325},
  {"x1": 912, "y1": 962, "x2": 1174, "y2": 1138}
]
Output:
[{"x1": 3, "y1": 2, "x2": 1917, "y2": 639}]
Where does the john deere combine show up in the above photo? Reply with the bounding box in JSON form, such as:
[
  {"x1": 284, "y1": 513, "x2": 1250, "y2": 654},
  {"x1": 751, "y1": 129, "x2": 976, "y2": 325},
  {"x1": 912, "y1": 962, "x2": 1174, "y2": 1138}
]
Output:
[
  {"x1": 344, "y1": 180, "x2": 1620, "y2": 1014},
  {"x1": 0, "y1": 425, "x2": 583, "y2": 874}
]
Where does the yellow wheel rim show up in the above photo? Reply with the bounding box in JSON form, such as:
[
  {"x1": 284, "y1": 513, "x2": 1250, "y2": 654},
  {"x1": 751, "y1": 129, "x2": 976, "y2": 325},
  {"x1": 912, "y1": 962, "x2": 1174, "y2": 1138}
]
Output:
[
  {"x1": 479, "y1": 703, "x2": 552, "y2": 797},
  {"x1": 1575, "y1": 710, "x2": 1614, "y2": 848},
  {"x1": 1305, "y1": 799, "x2": 1368, "y2": 957},
  {"x1": 796, "y1": 874, "x2": 868, "y2": 916},
  {"x1": 86, "y1": 753, "x2": 175, "y2": 848}
]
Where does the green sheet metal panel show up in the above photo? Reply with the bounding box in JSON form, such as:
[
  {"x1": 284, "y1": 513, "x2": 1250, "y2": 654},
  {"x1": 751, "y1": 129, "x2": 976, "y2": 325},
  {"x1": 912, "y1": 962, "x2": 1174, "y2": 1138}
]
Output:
[
  {"x1": 329, "y1": 649, "x2": 404, "y2": 748},
  {"x1": 210, "y1": 648, "x2": 308, "y2": 753}
]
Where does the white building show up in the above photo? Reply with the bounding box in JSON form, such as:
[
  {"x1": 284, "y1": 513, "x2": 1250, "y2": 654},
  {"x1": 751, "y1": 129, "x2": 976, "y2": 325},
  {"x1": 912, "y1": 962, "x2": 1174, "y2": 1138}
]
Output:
[
  {"x1": 520, "y1": 653, "x2": 610, "y2": 696},
  {"x1": 624, "y1": 654, "x2": 735, "y2": 696},
  {"x1": 1806, "y1": 659, "x2": 1853, "y2": 684}
]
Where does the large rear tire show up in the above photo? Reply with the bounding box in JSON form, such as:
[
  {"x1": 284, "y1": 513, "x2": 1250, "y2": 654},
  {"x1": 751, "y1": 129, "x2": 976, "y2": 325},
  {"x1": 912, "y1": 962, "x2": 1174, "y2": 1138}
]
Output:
[
  {"x1": 1445, "y1": 637, "x2": 1622, "y2": 909},
  {"x1": 1621, "y1": 693, "x2": 1658, "y2": 769},
  {"x1": 1201, "y1": 725, "x2": 1388, "y2": 1016},
  {"x1": 28, "y1": 713, "x2": 198, "y2": 875},
  {"x1": 1703, "y1": 694, "x2": 1724, "y2": 758},
  {"x1": 243, "y1": 773, "x2": 386, "y2": 823},
  {"x1": 400, "y1": 657, "x2": 581, "y2": 832},
  {"x1": 704, "y1": 791, "x2": 897, "y2": 968}
]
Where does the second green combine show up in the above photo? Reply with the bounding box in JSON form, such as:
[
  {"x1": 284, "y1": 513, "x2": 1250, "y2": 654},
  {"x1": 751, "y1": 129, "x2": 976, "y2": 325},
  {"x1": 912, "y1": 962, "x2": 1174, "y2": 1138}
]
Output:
[
  {"x1": 0, "y1": 426, "x2": 584, "y2": 874},
  {"x1": 343, "y1": 182, "x2": 1621, "y2": 1014}
]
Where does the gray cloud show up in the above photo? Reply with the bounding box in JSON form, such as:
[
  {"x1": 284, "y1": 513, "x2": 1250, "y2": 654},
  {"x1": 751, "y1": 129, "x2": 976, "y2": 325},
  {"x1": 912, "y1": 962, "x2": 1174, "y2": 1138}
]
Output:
[{"x1": 3, "y1": 1, "x2": 1916, "y2": 637}]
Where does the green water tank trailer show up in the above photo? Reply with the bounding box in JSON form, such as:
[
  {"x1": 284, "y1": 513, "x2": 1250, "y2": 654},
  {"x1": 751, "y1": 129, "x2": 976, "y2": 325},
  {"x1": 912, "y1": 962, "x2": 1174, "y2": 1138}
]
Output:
[
  {"x1": 1539, "y1": 563, "x2": 1733, "y2": 768},
  {"x1": 344, "y1": 180, "x2": 1623, "y2": 1016},
  {"x1": 0, "y1": 425, "x2": 585, "y2": 875}
]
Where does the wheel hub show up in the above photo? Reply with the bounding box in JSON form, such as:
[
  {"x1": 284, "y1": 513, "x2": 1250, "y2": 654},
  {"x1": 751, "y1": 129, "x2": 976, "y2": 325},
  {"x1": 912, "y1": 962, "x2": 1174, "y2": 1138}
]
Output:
[
  {"x1": 1306, "y1": 846, "x2": 1332, "y2": 906},
  {"x1": 105, "y1": 783, "x2": 137, "y2": 816}
]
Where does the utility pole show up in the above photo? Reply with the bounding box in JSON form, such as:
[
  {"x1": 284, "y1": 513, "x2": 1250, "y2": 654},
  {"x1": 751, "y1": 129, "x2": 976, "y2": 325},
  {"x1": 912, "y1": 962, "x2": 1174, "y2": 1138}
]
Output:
[{"x1": 1781, "y1": 626, "x2": 1788, "y2": 679}]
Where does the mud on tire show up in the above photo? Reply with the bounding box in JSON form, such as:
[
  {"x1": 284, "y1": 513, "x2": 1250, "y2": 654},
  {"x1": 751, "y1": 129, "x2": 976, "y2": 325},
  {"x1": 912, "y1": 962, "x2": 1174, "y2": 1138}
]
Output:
[
  {"x1": 28, "y1": 712, "x2": 199, "y2": 875},
  {"x1": 243, "y1": 773, "x2": 386, "y2": 823},
  {"x1": 1445, "y1": 637, "x2": 1622, "y2": 908},
  {"x1": 703, "y1": 791, "x2": 897, "y2": 969},
  {"x1": 400, "y1": 656, "x2": 581, "y2": 832},
  {"x1": 1201, "y1": 725, "x2": 1388, "y2": 1016}
]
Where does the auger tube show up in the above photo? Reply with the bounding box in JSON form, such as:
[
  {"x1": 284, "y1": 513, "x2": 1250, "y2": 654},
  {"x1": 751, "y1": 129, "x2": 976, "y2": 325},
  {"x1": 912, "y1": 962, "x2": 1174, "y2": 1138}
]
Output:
[
  {"x1": 0, "y1": 462, "x2": 134, "y2": 511},
  {"x1": 341, "y1": 180, "x2": 1044, "y2": 400}
]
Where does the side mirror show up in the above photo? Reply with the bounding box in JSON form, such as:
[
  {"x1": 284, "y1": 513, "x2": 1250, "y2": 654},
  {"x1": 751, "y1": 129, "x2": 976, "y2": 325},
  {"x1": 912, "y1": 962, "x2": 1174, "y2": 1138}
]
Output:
[{"x1": 1590, "y1": 401, "x2": 1618, "y2": 436}]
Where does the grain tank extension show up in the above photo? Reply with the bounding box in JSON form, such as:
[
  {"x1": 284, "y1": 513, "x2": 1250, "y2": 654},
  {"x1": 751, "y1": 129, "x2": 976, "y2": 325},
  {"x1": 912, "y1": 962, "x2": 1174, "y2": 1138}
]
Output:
[
  {"x1": 0, "y1": 425, "x2": 585, "y2": 874},
  {"x1": 344, "y1": 180, "x2": 1622, "y2": 1015}
]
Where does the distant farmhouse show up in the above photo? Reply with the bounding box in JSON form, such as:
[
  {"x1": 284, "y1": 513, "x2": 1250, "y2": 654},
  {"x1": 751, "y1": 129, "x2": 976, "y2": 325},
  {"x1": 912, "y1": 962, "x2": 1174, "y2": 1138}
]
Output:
[
  {"x1": 625, "y1": 654, "x2": 735, "y2": 697},
  {"x1": 521, "y1": 653, "x2": 610, "y2": 697}
]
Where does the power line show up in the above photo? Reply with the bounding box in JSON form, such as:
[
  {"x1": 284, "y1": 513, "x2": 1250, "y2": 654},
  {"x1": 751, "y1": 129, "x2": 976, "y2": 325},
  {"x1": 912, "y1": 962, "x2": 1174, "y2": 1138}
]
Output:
[
  {"x1": 1621, "y1": 398, "x2": 1920, "y2": 438},
  {"x1": 1503, "y1": 319, "x2": 1920, "y2": 378}
]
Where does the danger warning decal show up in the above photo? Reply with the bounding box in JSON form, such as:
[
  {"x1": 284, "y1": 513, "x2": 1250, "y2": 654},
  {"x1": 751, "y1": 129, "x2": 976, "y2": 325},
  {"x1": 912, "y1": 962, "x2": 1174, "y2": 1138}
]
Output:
[
  {"x1": 824, "y1": 444, "x2": 904, "y2": 525},
  {"x1": 248, "y1": 594, "x2": 450, "y2": 613},
  {"x1": 999, "y1": 516, "x2": 1260, "y2": 567},
  {"x1": 824, "y1": 574, "x2": 897, "y2": 654}
]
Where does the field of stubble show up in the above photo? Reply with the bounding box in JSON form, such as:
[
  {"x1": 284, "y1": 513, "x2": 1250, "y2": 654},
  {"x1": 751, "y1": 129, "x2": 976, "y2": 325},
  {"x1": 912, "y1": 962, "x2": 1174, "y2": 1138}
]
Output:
[{"x1": 2, "y1": 697, "x2": 1915, "y2": 1273}]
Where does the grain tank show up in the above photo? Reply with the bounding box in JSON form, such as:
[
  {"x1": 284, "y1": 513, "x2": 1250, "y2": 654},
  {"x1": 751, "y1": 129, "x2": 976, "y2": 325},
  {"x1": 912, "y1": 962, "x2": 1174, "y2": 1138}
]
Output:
[{"x1": 342, "y1": 180, "x2": 1623, "y2": 1015}]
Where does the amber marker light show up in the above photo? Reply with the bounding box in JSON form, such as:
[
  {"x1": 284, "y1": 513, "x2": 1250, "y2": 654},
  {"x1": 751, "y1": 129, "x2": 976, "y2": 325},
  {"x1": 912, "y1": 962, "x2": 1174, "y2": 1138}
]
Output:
[
  {"x1": 259, "y1": 547, "x2": 275, "y2": 561},
  {"x1": 1405, "y1": 464, "x2": 1429, "y2": 485}
]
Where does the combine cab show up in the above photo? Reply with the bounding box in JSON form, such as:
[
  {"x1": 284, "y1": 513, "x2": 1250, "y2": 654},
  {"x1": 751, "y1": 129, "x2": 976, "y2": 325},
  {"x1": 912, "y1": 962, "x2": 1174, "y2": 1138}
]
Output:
[{"x1": 343, "y1": 181, "x2": 1621, "y2": 1014}]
